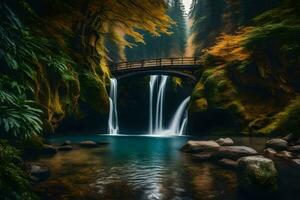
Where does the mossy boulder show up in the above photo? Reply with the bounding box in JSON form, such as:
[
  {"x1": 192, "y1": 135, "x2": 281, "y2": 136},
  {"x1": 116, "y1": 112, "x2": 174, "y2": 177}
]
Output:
[
  {"x1": 265, "y1": 138, "x2": 288, "y2": 151},
  {"x1": 237, "y1": 156, "x2": 277, "y2": 192}
]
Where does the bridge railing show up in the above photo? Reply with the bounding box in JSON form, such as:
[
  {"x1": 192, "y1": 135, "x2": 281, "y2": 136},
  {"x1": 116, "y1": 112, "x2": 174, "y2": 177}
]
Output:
[{"x1": 111, "y1": 57, "x2": 200, "y2": 71}]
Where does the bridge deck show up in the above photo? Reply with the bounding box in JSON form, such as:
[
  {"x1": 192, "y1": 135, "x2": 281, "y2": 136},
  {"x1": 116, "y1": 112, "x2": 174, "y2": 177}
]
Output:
[{"x1": 111, "y1": 57, "x2": 201, "y2": 73}]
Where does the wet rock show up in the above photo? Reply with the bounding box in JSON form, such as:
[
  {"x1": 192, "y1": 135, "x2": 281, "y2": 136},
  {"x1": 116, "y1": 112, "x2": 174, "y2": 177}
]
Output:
[
  {"x1": 290, "y1": 159, "x2": 300, "y2": 169},
  {"x1": 217, "y1": 158, "x2": 238, "y2": 169},
  {"x1": 79, "y1": 141, "x2": 99, "y2": 148},
  {"x1": 265, "y1": 138, "x2": 288, "y2": 151},
  {"x1": 181, "y1": 140, "x2": 220, "y2": 153},
  {"x1": 62, "y1": 140, "x2": 71, "y2": 146},
  {"x1": 237, "y1": 156, "x2": 277, "y2": 192},
  {"x1": 275, "y1": 151, "x2": 293, "y2": 159},
  {"x1": 264, "y1": 148, "x2": 277, "y2": 158},
  {"x1": 282, "y1": 133, "x2": 296, "y2": 143},
  {"x1": 288, "y1": 145, "x2": 300, "y2": 153},
  {"x1": 57, "y1": 145, "x2": 73, "y2": 151},
  {"x1": 214, "y1": 146, "x2": 257, "y2": 160},
  {"x1": 26, "y1": 163, "x2": 50, "y2": 182},
  {"x1": 41, "y1": 144, "x2": 57, "y2": 155},
  {"x1": 216, "y1": 138, "x2": 234, "y2": 146}
]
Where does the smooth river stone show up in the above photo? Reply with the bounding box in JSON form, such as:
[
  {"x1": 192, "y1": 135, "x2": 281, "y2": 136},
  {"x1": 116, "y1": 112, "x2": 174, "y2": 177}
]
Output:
[
  {"x1": 288, "y1": 145, "x2": 300, "y2": 153},
  {"x1": 181, "y1": 140, "x2": 220, "y2": 153},
  {"x1": 265, "y1": 138, "x2": 288, "y2": 151},
  {"x1": 58, "y1": 145, "x2": 73, "y2": 151},
  {"x1": 275, "y1": 151, "x2": 293, "y2": 159},
  {"x1": 214, "y1": 146, "x2": 258, "y2": 160},
  {"x1": 215, "y1": 138, "x2": 234, "y2": 146},
  {"x1": 264, "y1": 148, "x2": 277, "y2": 158},
  {"x1": 41, "y1": 144, "x2": 57, "y2": 155},
  {"x1": 26, "y1": 162, "x2": 50, "y2": 182}
]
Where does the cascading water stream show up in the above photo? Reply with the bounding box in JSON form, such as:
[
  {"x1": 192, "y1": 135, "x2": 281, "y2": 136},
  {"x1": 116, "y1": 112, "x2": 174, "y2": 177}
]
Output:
[
  {"x1": 167, "y1": 97, "x2": 190, "y2": 135},
  {"x1": 148, "y1": 75, "x2": 190, "y2": 136},
  {"x1": 108, "y1": 78, "x2": 119, "y2": 135},
  {"x1": 154, "y1": 76, "x2": 168, "y2": 133},
  {"x1": 179, "y1": 113, "x2": 188, "y2": 135},
  {"x1": 149, "y1": 76, "x2": 158, "y2": 135}
]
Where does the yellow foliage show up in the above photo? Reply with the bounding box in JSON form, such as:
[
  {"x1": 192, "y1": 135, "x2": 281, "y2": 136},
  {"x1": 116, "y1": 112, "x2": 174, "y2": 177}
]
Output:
[
  {"x1": 205, "y1": 28, "x2": 253, "y2": 62},
  {"x1": 172, "y1": 77, "x2": 182, "y2": 87}
]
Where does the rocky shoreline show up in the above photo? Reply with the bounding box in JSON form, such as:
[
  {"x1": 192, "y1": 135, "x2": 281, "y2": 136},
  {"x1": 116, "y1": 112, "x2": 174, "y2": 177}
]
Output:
[
  {"x1": 180, "y1": 134, "x2": 300, "y2": 194},
  {"x1": 26, "y1": 140, "x2": 109, "y2": 182}
]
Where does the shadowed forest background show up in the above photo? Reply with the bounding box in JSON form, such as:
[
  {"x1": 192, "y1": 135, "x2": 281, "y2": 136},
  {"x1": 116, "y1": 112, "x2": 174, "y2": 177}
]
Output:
[{"x1": 0, "y1": 0, "x2": 299, "y2": 199}]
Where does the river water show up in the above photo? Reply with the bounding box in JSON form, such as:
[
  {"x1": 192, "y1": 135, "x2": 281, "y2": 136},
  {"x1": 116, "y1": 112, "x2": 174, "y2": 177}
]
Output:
[{"x1": 34, "y1": 135, "x2": 299, "y2": 200}]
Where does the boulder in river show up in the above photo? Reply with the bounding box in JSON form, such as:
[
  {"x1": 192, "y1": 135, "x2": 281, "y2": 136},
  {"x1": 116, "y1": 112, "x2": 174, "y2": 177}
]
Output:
[
  {"x1": 287, "y1": 145, "x2": 300, "y2": 153},
  {"x1": 214, "y1": 146, "x2": 257, "y2": 160},
  {"x1": 263, "y1": 148, "x2": 277, "y2": 158},
  {"x1": 282, "y1": 133, "x2": 296, "y2": 143},
  {"x1": 41, "y1": 144, "x2": 57, "y2": 155},
  {"x1": 237, "y1": 156, "x2": 277, "y2": 192},
  {"x1": 216, "y1": 138, "x2": 234, "y2": 146},
  {"x1": 26, "y1": 162, "x2": 50, "y2": 182},
  {"x1": 57, "y1": 145, "x2": 73, "y2": 151},
  {"x1": 265, "y1": 138, "x2": 288, "y2": 151},
  {"x1": 79, "y1": 141, "x2": 99, "y2": 148},
  {"x1": 275, "y1": 151, "x2": 293, "y2": 159},
  {"x1": 290, "y1": 159, "x2": 300, "y2": 169},
  {"x1": 181, "y1": 140, "x2": 220, "y2": 153},
  {"x1": 62, "y1": 140, "x2": 71, "y2": 146}
]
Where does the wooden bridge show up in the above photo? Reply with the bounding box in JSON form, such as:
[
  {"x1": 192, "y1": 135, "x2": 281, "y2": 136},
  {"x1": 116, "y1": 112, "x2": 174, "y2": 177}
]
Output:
[{"x1": 110, "y1": 57, "x2": 201, "y2": 82}]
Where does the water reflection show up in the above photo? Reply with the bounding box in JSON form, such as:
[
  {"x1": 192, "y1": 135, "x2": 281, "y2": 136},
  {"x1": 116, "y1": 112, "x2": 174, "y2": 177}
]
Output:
[{"x1": 34, "y1": 135, "x2": 296, "y2": 200}]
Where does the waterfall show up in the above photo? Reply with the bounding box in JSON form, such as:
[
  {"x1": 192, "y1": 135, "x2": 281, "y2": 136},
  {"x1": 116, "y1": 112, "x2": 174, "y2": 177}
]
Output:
[
  {"x1": 108, "y1": 78, "x2": 119, "y2": 135},
  {"x1": 179, "y1": 112, "x2": 188, "y2": 136},
  {"x1": 167, "y1": 97, "x2": 190, "y2": 135},
  {"x1": 148, "y1": 75, "x2": 190, "y2": 136},
  {"x1": 149, "y1": 76, "x2": 158, "y2": 135},
  {"x1": 154, "y1": 76, "x2": 168, "y2": 133}
]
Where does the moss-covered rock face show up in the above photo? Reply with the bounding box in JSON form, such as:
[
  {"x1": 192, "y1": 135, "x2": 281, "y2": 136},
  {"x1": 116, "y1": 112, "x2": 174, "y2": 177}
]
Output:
[
  {"x1": 189, "y1": 60, "x2": 299, "y2": 135},
  {"x1": 189, "y1": 0, "x2": 300, "y2": 135},
  {"x1": 189, "y1": 66, "x2": 247, "y2": 134}
]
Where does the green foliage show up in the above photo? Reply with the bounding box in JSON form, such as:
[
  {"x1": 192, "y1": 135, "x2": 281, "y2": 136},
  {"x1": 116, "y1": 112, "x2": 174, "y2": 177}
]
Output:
[
  {"x1": 1, "y1": 0, "x2": 172, "y2": 135},
  {"x1": 79, "y1": 72, "x2": 109, "y2": 113},
  {"x1": 0, "y1": 76, "x2": 43, "y2": 139},
  {"x1": 15, "y1": 135, "x2": 44, "y2": 157},
  {"x1": 189, "y1": 0, "x2": 225, "y2": 54},
  {"x1": 189, "y1": 0, "x2": 280, "y2": 55},
  {"x1": 260, "y1": 97, "x2": 300, "y2": 135},
  {"x1": 243, "y1": 0, "x2": 300, "y2": 66},
  {"x1": 244, "y1": 23, "x2": 300, "y2": 53},
  {"x1": 0, "y1": 1, "x2": 81, "y2": 133},
  {"x1": 0, "y1": 140, "x2": 39, "y2": 200}
]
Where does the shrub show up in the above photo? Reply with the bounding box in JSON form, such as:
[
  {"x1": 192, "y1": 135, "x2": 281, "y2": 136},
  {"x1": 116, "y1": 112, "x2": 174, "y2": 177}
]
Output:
[{"x1": 0, "y1": 140, "x2": 39, "y2": 200}]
